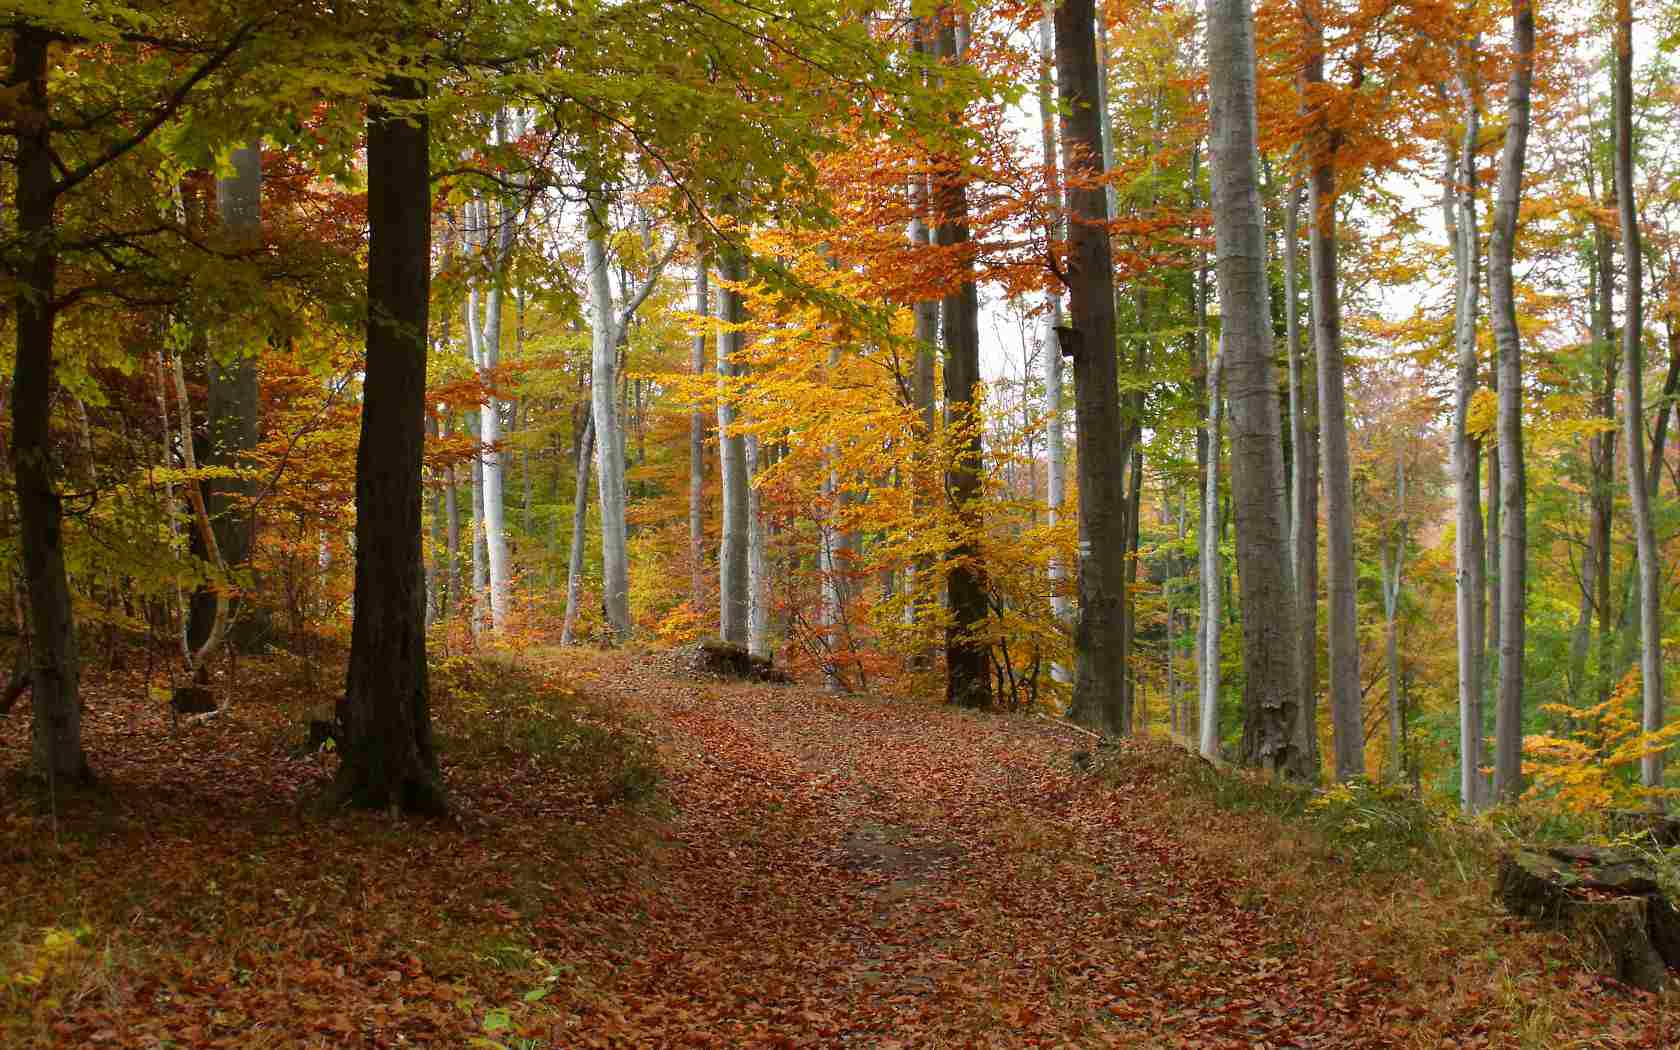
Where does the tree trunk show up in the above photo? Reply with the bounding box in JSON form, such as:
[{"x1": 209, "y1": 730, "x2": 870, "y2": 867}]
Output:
[
  {"x1": 1489, "y1": 0, "x2": 1534, "y2": 802},
  {"x1": 561, "y1": 416, "x2": 594, "y2": 646},
  {"x1": 189, "y1": 141, "x2": 265, "y2": 650},
  {"x1": 1303, "y1": 26, "x2": 1362, "y2": 781},
  {"x1": 1572, "y1": 220, "x2": 1615, "y2": 707},
  {"x1": 1614, "y1": 0, "x2": 1664, "y2": 789},
  {"x1": 472, "y1": 193, "x2": 514, "y2": 635},
  {"x1": 747, "y1": 432, "x2": 771, "y2": 660},
  {"x1": 1057, "y1": 0, "x2": 1126, "y2": 733},
  {"x1": 1449, "y1": 70, "x2": 1488, "y2": 810},
  {"x1": 690, "y1": 260, "x2": 709, "y2": 608},
  {"x1": 445, "y1": 418, "x2": 461, "y2": 618},
  {"x1": 337, "y1": 74, "x2": 445, "y2": 815},
  {"x1": 1383, "y1": 453, "x2": 1407, "y2": 780},
  {"x1": 1285, "y1": 177, "x2": 1321, "y2": 776},
  {"x1": 1039, "y1": 0, "x2": 1071, "y2": 684},
  {"x1": 1201, "y1": 334, "x2": 1224, "y2": 758},
  {"x1": 717, "y1": 246, "x2": 750, "y2": 645},
  {"x1": 935, "y1": 11, "x2": 991, "y2": 711},
  {"x1": 1208, "y1": 0, "x2": 1307, "y2": 777},
  {"x1": 9, "y1": 28, "x2": 91, "y2": 785},
  {"x1": 585, "y1": 204, "x2": 630, "y2": 642}
]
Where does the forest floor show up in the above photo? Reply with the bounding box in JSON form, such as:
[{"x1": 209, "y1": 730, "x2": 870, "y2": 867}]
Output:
[{"x1": 2, "y1": 645, "x2": 1676, "y2": 1048}]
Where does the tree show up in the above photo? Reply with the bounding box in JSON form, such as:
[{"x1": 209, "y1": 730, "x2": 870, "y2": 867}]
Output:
[
  {"x1": 1206, "y1": 0, "x2": 1308, "y2": 777},
  {"x1": 1057, "y1": 0, "x2": 1128, "y2": 733},
  {"x1": 1488, "y1": 0, "x2": 1534, "y2": 802},
  {"x1": 1301, "y1": 3, "x2": 1362, "y2": 782},
  {"x1": 717, "y1": 246, "x2": 751, "y2": 646},
  {"x1": 1613, "y1": 0, "x2": 1663, "y2": 789},
  {"x1": 690, "y1": 260, "x2": 709, "y2": 608},
  {"x1": 934, "y1": 10, "x2": 991, "y2": 711},
  {"x1": 336, "y1": 71, "x2": 446, "y2": 814}
]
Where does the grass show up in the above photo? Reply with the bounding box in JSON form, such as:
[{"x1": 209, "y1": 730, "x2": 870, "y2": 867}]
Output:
[
  {"x1": 1087, "y1": 736, "x2": 1679, "y2": 1047},
  {"x1": 0, "y1": 647, "x2": 664, "y2": 1047}
]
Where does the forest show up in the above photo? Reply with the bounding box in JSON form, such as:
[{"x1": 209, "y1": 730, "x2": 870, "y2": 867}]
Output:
[{"x1": 6, "y1": 0, "x2": 1680, "y2": 1043}]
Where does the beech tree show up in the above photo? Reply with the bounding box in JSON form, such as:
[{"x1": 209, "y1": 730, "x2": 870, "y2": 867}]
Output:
[{"x1": 1206, "y1": 0, "x2": 1308, "y2": 777}]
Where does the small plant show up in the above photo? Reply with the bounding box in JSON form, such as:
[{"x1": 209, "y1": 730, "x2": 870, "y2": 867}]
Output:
[{"x1": 1306, "y1": 778, "x2": 1442, "y2": 872}]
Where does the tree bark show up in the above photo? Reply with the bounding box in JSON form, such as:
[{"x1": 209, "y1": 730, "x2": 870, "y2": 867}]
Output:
[
  {"x1": 9, "y1": 28, "x2": 91, "y2": 785},
  {"x1": 1200, "y1": 335, "x2": 1225, "y2": 758},
  {"x1": 337, "y1": 74, "x2": 445, "y2": 814},
  {"x1": 561, "y1": 416, "x2": 594, "y2": 645},
  {"x1": 690, "y1": 260, "x2": 709, "y2": 608},
  {"x1": 1057, "y1": 0, "x2": 1127, "y2": 733},
  {"x1": 1448, "y1": 69, "x2": 1488, "y2": 810},
  {"x1": 936, "y1": 10, "x2": 991, "y2": 710},
  {"x1": 1488, "y1": 0, "x2": 1533, "y2": 802},
  {"x1": 1207, "y1": 0, "x2": 1307, "y2": 776},
  {"x1": 585, "y1": 201, "x2": 630, "y2": 642},
  {"x1": 1285, "y1": 178, "x2": 1321, "y2": 776},
  {"x1": 1038, "y1": 1, "x2": 1071, "y2": 683},
  {"x1": 1614, "y1": 0, "x2": 1664, "y2": 789},
  {"x1": 1303, "y1": 23, "x2": 1362, "y2": 782},
  {"x1": 189, "y1": 141, "x2": 265, "y2": 651},
  {"x1": 717, "y1": 246, "x2": 750, "y2": 645}
]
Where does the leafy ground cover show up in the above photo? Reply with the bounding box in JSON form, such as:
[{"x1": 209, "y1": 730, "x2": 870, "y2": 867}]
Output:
[{"x1": 3, "y1": 648, "x2": 1676, "y2": 1047}]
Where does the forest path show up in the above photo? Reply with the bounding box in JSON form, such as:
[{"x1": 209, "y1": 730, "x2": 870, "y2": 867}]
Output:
[{"x1": 542, "y1": 649, "x2": 1407, "y2": 1048}]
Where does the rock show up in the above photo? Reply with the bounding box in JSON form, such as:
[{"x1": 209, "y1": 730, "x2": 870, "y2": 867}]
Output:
[{"x1": 1496, "y1": 846, "x2": 1676, "y2": 991}]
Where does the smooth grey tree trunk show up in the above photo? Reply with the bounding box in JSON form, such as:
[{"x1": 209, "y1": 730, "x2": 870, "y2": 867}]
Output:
[
  {"x1": 1382, "y1": 453, "x2": 1407, "y2": 780},
  {"x1": 585, "y1": 209, "x2": 631, "y2": 642},
  {"x1": 1448, "y1": 70, "x2": 1488, "y2": 810},
  {"x1": 690, "y1": 261, "x2": 709, "y2": 608},
  {"x1": 1303, "y1": 30, "x2": 1361, "y2": 781},
  {"x1": 1057, "y1": 0, "x2": 1127, "y2": 733},
  {"x1": 1614, "y1": 0, "x2": 1665, "y2": 788},
  {"x1": 1488, "y1": 0, "x2": 1534, "y2": 802},
  {"x1": 1200, "y1": 336, "x2": 1224, "y2": 758},
  {"x1": 717, "y1": 247, "x2": 750, "y2": 645},
  {"x1": 1285, "y1": 179, "x2": 1320, "y2": 776},
  {"x1": 560, "y1": 416, "x2": 594, "y2": 645},
  {"x1": 1038, "y1": 1, "x2": 1071, "y2": 683},
  {"x1": 747, "y1": 432, "x2": 771, "y2": 660},
  {"x1": 1207, "y1": 0, "x2": 1307, "y2": 777}
]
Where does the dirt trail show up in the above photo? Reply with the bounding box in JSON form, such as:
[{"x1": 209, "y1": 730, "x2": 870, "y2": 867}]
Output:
[{"x1": 545, "y1": 652, "x2": 1406, "y2": 1048}]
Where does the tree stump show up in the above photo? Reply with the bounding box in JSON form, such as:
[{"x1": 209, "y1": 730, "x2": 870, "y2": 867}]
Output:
[
  {"x1": 1496, "y1": 846, "x2": 1677, "y2": 991},
  {"x1": 683, "y1": 639, "x2": 791, "y2": 683}
]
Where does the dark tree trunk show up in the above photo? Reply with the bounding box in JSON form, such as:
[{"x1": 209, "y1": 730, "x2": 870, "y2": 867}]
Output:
[
  {"x1": 1057, "y1": 0, "x2": 1129, "y2": 734},
  {"x1": 9, "y1": 28, "x2": 91, "y2": 785},
  {"x1": 336, "y1": 77, "x2": 445, "y2": 815},
  {"x1": 934, "y1": 12, "x2": 991, "y2": 710}
]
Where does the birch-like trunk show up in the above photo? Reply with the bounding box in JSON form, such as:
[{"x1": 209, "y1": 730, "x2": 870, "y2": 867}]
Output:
[
  {"x1": 1200, "y1": 337, "x2": 1224, "y2": 758},
  {"x1": 1488, "y1": 0, "x2": 1534, "y2": 802},
  {"x1": 1207, "y1": 0, "x2": 1306, "y2": 776},
  {"x1": 1614, "y1": 0, "x2": 1664, "y2": 788},
  {"x1": 585, "y1": 208, "x2": 630, "y2": 642}
]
